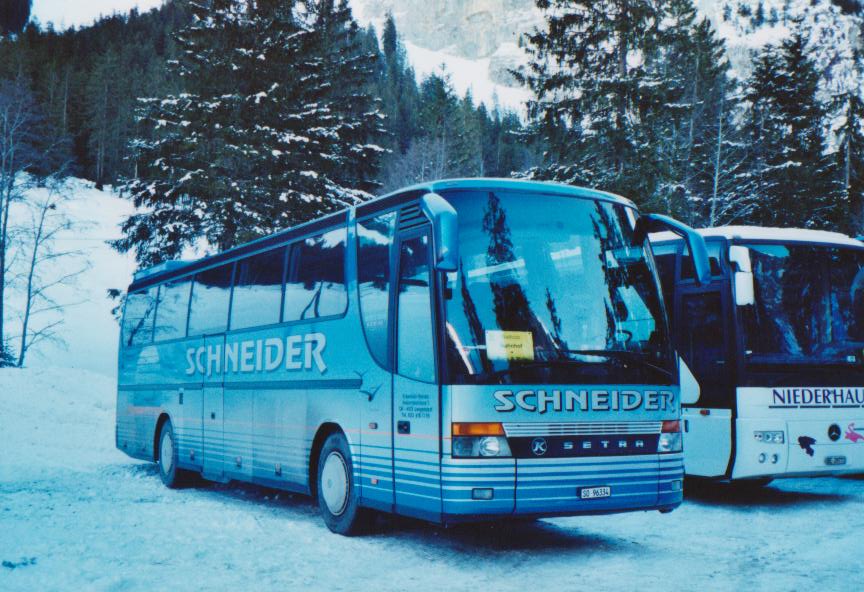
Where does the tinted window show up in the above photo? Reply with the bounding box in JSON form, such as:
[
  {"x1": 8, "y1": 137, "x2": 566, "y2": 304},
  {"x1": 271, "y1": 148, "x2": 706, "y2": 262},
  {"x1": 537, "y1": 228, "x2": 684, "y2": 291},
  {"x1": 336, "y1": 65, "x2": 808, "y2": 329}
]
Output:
[
  {"x1": 284, "y1": 228, "x2": 347, "y2": 321},
  {"x1": 397, "y1": 234, "x2": 435, "y2": 382},
  {"x1": 679, "y1": 291, "x2": 730, "y2": 407},
  {"x1": 153, "y1": 280, "x2": 191, "y2": 341},
  {"x1": 358, "y1": 212, "x2": 396, "y2": 367},
  {"x1": 230, "y1": 248, "x2": 286, "y2": 330},
  {"x1": 123, "y1": 288, "x2": 157, "y2": 346},
  {"x1": 653, "y1": 252, "x2": 677, "y2": 310},
  {"x1": 188, "y1": 264, "x2": 234, "y2": 336}
]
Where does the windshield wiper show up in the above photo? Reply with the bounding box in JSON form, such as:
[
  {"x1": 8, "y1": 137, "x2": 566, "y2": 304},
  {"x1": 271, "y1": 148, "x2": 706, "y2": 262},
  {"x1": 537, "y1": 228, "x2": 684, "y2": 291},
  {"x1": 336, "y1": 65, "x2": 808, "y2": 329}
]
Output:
[{"x1": 557, "y1": 349, "x2": 675, "y2": 380}]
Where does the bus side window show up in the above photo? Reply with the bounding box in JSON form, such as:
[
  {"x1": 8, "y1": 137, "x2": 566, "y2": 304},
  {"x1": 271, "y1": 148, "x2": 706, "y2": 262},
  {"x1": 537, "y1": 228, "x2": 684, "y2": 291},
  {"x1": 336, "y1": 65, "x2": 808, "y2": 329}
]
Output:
[
  {"x1": 188, "y1": 264, "x2": 234, "y2": 336},
  {"x1": 357, "y1": 212, "x2": 397, "y2": 368},
  {"x1": 397, "y1": 234, "x2": 435, "y2": 382},
  {"x1": 230, "y1": 247, "x2": 286, "y2": 330},
  {"x1": 153, "y1": 279, "x2": 192, "y2": 341},
  {"x1": 123, "y1": 288, "x2": 158, "y2": 347},
  {"x1": 284, "y1": 227, "x2": 347, "y2": 321},
  {"x1": 679, "y1": 291, "x2": 727, "y2": 407}
]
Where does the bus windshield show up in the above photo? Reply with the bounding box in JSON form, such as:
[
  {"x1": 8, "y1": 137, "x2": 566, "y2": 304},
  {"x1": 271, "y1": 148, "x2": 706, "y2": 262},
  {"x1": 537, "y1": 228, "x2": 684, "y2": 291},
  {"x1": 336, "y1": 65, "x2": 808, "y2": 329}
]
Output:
[
  {"x1": 742, "y1": 243, "x2": 864, "y2": 366},
  {"x1": 440, "y1": 189, "x2": 674, "y2": 385}
]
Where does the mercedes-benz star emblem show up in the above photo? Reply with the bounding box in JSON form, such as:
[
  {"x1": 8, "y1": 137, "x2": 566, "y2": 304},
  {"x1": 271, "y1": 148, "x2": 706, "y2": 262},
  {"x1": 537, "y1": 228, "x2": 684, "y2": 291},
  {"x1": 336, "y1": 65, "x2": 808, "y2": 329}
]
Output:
[
  {"x1": 828, "y1": 424, "x2": 841, "y2": 442},
  {"x1": 531, "y1": 437, "x2": 548, "y2": 456}
]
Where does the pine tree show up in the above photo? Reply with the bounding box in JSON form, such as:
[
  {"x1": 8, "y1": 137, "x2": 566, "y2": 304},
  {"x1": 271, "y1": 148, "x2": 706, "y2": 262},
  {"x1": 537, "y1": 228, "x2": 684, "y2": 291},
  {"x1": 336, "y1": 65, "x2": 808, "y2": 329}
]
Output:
[
  {"x1": 115, "y1": 0, "x2": 385, "y2": 267},
  {"x1": 742, "y1": 26, "x2": 832, "y2": 227},
  {"x1": 516, "y1": 0, "x2": 672, "y2": 201},
  {"x1": 651, "y1": 4, "x2": 740, "y2": 226},
  {"x1": 0, "y1": 0, "x2": 30, "y2": 36},
  {"x1": 832, "y1": 82, "x2": 864, "y2": 235}
]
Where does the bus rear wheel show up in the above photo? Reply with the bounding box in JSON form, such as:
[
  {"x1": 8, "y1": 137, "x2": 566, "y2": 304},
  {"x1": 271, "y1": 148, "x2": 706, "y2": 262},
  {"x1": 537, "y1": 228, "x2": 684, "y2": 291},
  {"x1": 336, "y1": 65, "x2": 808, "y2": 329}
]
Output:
[
  {"x1": 157, "y1": 419, "x2": 191, "y2": 488},
  {"x1": 316, "y1": 432, "x2": 370, "y2": 535}
]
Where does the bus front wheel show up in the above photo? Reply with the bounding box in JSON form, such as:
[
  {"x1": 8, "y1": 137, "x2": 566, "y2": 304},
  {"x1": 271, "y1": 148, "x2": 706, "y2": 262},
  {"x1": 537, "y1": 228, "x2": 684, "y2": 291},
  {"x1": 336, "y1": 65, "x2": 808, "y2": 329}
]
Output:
[
  {"x1": 316, "y1": 432, "x2": 370, "y2": 535},
  {"x1": 157, "y1": 419, "x2": 191, "y2": 488}
]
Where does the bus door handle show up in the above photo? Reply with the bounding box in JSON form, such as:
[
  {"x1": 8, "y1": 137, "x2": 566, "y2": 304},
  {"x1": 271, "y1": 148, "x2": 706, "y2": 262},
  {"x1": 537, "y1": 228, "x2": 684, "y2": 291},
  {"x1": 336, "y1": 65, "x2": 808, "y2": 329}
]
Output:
[{"x1": 397, "y1": 421, "x2": 411, "y2": 435}]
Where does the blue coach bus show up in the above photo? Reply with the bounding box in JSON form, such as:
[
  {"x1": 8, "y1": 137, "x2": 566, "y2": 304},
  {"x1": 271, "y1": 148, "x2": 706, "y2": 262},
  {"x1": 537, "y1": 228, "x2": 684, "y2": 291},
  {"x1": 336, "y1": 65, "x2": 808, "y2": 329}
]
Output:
[{"x1": 116, "y1": 179, "x2": 711, "y2": 534}]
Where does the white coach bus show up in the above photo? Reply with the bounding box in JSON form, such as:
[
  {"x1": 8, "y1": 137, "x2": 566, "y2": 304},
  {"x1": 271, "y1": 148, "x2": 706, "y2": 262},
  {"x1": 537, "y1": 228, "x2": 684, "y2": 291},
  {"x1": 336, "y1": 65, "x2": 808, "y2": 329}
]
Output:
[{"x1": 652, "y1": 227, "x2": 864, "y2": 485}]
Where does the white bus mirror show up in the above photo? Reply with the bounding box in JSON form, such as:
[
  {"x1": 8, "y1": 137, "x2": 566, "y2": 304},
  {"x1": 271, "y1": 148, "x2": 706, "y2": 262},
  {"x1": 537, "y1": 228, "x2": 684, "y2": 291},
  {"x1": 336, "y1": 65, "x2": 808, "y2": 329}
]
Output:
[
  {"x1": 421, "y1": 192, "x2": 459, "y2": 272},
  {"x1": 679, "y1": 357, "x2": 700, "y2": 405},
  {"x1": 729, "y1": 246, "x2": 755, "y2": 306}
]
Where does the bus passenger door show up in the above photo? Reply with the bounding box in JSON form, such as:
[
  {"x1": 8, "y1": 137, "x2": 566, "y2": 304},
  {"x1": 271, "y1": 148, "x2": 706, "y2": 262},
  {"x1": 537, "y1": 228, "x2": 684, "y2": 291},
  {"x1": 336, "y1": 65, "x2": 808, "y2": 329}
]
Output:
[
  {"x1": 677, "y1": 287, "x2": 734, "y2": 477},
  {"x1": 202, "y1": 334, "x2": 226, "y2": 481},
  {"x1": 392, "y1": 230, "x2": 442, "y2": 520}
]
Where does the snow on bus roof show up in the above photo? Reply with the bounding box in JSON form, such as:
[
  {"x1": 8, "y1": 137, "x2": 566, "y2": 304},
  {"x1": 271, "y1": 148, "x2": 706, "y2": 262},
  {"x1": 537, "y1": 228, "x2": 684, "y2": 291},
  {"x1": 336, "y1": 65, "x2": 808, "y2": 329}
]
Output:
[{"x1": 650, "y1": 226, "x2": 864, "y2": 248}]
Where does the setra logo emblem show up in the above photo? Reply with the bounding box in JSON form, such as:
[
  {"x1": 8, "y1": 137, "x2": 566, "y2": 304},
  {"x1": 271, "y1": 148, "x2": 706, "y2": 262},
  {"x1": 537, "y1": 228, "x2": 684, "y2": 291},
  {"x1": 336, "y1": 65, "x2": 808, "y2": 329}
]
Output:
[{"x1": 531, "y1": 437, "x2": 548, "y2": 456}]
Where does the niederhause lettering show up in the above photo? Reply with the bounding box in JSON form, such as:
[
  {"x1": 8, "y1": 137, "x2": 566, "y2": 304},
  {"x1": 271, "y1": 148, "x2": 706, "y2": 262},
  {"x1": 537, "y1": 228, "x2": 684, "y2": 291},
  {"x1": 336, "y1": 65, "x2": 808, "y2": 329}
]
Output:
[{"x1": 772, "y1": 388, "x2": 864, "y2": 407}]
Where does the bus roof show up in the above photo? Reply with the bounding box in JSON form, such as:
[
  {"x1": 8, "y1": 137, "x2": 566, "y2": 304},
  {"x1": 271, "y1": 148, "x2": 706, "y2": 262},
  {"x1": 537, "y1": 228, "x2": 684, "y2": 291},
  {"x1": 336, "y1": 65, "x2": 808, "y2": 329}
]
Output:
[
  {"x1": 129, "y1": 178, "x2": 635, "y2": 291},
  {"x1": 651, "y1": 225, "x2": 864, "y2": 249}
]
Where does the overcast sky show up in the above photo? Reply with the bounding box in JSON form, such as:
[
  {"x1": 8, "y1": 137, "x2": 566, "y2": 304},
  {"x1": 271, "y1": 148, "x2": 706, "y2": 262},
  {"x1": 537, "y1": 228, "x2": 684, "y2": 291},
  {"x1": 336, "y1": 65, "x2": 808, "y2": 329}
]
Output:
[{"x1": 32, "y1": 0, "x2": 166, "y2": 29}]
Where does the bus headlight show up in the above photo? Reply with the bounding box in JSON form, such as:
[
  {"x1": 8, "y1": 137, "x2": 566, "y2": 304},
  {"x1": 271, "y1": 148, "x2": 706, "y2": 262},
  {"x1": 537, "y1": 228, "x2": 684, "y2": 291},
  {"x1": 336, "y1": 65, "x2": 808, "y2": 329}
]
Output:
[
  {"x1": 754, "y1": 431, "x2": 785, "y2": 444},
  {"x1": 451, "y1": 423, "x2": 512, "y2": 458},
  {"x1": 452, "y1": 436, "x2": 512, "y2": 458},
  {"x1": 658, "y1": 420, "x2": 682, "y2": 453}
]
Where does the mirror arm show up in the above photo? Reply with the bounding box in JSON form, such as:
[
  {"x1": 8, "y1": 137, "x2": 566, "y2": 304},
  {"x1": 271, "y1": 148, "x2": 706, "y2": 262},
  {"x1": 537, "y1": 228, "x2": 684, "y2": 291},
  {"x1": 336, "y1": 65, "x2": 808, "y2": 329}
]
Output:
[{"x1": 637, "y1": 213, "x2": 711, "y2": 285}]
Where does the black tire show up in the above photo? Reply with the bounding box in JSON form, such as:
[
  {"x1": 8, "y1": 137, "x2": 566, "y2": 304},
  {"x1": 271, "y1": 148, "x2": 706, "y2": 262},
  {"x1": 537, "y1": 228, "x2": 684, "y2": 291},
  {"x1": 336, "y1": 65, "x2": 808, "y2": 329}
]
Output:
[
  {"x1": 157, "y1": 419, "x2": 191, "y2": 488},
  {"x1": 316, "y1": 432, "x2": 370, "y2": 535}
]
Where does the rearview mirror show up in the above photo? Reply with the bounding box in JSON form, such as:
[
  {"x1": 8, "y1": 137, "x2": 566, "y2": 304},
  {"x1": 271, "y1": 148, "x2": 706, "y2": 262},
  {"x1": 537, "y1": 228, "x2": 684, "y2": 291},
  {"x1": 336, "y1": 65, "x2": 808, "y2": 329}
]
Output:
[
  {"x1": 636, "y1": 213, "x2": 711, "y2": 285},
  {"x1": 421, "y1": 192, "x2": 459, "y2": 272},
  {"x1": 728, "y1": 245, "x2": 755, "y2": 306}
]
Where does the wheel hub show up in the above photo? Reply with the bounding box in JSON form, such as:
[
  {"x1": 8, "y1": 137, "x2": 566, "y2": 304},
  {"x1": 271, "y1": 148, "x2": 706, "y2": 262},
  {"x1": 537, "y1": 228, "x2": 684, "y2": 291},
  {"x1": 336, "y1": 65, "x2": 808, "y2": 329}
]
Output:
[
  {"x1": 160, "y1": 430, "x2": 174, "y2": 474},
  {"x1": 321, "y1": 451, "x2": 349, "y2": 516}
]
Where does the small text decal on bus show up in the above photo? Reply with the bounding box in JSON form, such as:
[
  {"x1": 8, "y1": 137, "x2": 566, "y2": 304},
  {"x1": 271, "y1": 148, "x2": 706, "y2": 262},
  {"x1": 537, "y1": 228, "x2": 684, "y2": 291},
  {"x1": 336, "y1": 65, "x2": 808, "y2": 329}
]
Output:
[
  {"x1": 185, "y1": 333, "x2": 327, "y2": 377},
  {"x1": 493, "y1": 389, "x2": 676, "y2": 414}
]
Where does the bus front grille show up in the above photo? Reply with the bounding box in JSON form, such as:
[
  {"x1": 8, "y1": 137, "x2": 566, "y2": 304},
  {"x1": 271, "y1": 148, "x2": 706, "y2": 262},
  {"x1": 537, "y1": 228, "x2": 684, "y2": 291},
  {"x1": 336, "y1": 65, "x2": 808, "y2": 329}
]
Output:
[{"x1": 503, "y1": 421, "x2": 664, "y2": 437}]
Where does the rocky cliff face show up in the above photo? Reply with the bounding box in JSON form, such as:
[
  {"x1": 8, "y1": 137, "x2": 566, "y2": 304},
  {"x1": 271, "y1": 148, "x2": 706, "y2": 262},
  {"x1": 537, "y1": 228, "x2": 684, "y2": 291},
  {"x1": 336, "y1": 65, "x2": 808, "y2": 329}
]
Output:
[
  {"x1": 351, "y1": 0, "x2": 863, "y2": 102},
  {"x1": 353, "y1": 0, "x2": 542, "y2": 59}
]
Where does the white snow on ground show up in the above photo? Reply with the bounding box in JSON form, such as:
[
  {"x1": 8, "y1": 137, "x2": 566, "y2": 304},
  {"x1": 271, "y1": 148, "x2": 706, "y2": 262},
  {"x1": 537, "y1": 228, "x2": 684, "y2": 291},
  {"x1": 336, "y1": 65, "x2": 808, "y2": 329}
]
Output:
[
  {"x1": 2, "y1": 366, "x2": 864, "y2": 591},
  {"x1": 4, "y1": 179, "x2": 137, "y2": 377}
]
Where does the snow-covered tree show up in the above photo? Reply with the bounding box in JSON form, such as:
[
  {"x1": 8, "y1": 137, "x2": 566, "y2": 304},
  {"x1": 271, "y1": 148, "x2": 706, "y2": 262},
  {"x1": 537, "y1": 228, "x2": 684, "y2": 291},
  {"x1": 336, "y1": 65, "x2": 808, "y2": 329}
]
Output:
[
  {"x1": 116, "y1": 0, "x2": 385, "y2": 267},
  {"x1": 517, "y1": 0, "x2": 667, "y2": 199},
  {"x1": 832, "y1": 79, "x2": 864, "y2": 235},
  {"x1": 742, "y1": 26, "x2": 832, "y2": 227}
]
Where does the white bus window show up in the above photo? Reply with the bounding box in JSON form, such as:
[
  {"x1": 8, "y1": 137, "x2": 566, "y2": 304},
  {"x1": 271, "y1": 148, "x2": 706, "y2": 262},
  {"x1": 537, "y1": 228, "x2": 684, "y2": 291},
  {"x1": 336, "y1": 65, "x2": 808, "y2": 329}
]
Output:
[
  {"x1": 123, "y1": 288, "x2": 157, "y2": 346},
  {"x1": 153, "y1": 279, "x2": 191, "y2": 341},
  {"x1": 358, "y1": 212, "x2": 396, "y2": 367},
  {"x1": 397, "y1": 234, "x2": 435, "y2": 382},
  {"x1": 284, "y1": 228, "x2": 347, "y2": 322},
  {"x1": 188, "y1": 264, "x2": 234, "y2": 336},
  {"x1": 230, "y1": 248, "x2": 286, "y2": 330}
]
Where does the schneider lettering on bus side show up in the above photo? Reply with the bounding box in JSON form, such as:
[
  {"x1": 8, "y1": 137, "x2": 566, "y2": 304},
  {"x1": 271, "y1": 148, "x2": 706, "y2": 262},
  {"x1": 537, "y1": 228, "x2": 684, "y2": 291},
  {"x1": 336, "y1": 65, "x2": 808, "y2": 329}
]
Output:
[
  {"x1": 493, "y1": 389, "x2": 676, "y2": 413},
  {"x1": 185, "y1": 333, "x2": 327, "y2": 377}
]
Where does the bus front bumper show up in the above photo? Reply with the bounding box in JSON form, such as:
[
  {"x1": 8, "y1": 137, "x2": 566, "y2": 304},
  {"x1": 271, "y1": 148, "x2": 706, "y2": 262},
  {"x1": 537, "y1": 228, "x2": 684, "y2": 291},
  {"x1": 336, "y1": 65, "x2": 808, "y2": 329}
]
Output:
[{"x1": 441, "y1": 453, "x2": 684, "y2": 519}]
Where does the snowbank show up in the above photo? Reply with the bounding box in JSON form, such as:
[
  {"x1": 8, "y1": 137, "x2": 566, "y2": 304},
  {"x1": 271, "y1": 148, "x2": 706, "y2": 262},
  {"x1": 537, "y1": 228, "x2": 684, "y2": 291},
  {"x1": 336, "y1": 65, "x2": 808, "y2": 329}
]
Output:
[
  {"x1": 4, "y1": 178, "x2": 138, "y2": 378},
  {"x1": 1, "y1": 366, "x2": 863, "y2": 591}
]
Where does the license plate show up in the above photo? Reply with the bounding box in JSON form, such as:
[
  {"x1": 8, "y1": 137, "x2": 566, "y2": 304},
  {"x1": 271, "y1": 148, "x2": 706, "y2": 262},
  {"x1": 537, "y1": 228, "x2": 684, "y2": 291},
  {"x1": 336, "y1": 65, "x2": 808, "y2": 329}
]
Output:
[
  {"x1": 579, "y1": 486, "x2": 611, "y2": 500},
  {"x1": 825, "y1": 456, "x2": 847, "y2": 466}
]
